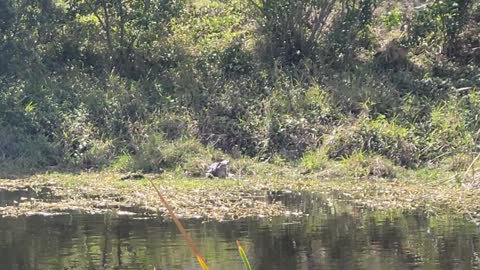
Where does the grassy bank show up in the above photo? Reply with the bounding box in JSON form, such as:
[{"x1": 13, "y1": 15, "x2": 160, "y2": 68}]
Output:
[{"x1": 1, "y1": 0, "x2": 480, "y2": 178}]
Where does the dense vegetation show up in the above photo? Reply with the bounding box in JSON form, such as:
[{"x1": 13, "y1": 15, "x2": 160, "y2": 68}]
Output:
[{"x1": 1, "y1": 0, "x2": 479, "y2": 179}]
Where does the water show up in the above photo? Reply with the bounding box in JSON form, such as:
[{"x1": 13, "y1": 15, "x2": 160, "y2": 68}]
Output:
[
  {"x1": 0, "y1": 187, "x2": 56, "y2": 207},
  {"x1": 0, "y1": 192, "x2": 479, "y2": 270}
]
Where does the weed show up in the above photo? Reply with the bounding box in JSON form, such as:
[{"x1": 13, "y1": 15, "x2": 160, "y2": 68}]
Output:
[
  {"x1": 326, "y1": 115, "x2": 418, "y2": 167},
  {"x1": 301, "y1": 147, "x2": 330, "y2": 171},
  {"x1": 341, "y1": 152, "x2": 396, "y2": 179},
  {"x1": 128, "y1": 134, "x2": 222, "y2": 174}
]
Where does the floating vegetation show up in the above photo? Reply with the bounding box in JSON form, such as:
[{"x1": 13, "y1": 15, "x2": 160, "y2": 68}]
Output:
[{"x1": 0, "y1": 172, "x2": 479, "y2": 225}]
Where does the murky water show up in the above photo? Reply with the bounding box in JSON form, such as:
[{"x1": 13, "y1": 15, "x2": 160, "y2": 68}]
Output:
[
  {"x1": 0, "y1": 187, "x2": 56, "y2": 207},
  {"x1": 0, "y1": 192, "x2": 479, "y2": 270}
]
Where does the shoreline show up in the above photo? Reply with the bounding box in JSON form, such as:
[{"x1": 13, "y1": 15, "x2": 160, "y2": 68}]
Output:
[{"x1": 0, "y1": 170, "x2": 478, "y2": 224}]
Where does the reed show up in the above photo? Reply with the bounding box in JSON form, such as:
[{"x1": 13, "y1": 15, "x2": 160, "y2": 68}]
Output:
[
  {"x1": 148, "y1": 178, "x2": 209, "y2": 270},
  {"x1": 237, "y1": 240, "x2": 253, "y2": 270},
  {"x1": 149, "y1": 178, "x2": 254, "y2": 270}
]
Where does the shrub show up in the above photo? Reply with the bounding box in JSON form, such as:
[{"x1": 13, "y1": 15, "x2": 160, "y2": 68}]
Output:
[
  {"x1": 326, "y1": 115, "x2": 418, "y2": 167},
  {"x1": 149, "y1": 112, "x2": 198, "y2": 141},
  {"x1": 301, "y1": 147, "x2": 330, "y2": 171},
  {"x1": 381, "y1": 8, "x2": 404, "y2": 30},
  {"x1": 266, "y1": 114, "x2": 321, "y2": 159},
  {"x1": 57, "y1": 107, "x2": 96, "y2": 163},
  {"x1": 324, "y1": 0, "x2": 379, "y2": 65},
  {"x1": 407, "y1": 0, "x2": 475, "y2": 58},
  {"x1": 220, "y1": 41, "x2": 254, "y2": 76},
  {"x1": 421, "y1": 97, "x2": 474, "y2": 162},
  {"x1": 77, "y1": 139, "x2": 115, "y2": 169},
  {"x1": 341, "y1": 152, "x2": 396, "y2": 178},
  {"x1": 110, "y1": 153, "x2": 134, "y2": 172},
  {"x1": 0, "y1": 127, "x2": 60, "y2": 171},
  {"x1": 249, "y1": 0, "x2": 337, "y2": 64},
  {"x1": 128, "y1": 133, "x2": 222, "y2": 174},
  {"x1": 324, "y1": 66, "x2": 404, "y2": 115}
]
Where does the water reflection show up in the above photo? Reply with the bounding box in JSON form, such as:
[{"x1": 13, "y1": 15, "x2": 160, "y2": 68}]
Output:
[
  {"x1": 0, "y1": 186, "x2": 56, "y2": 207},
  {"x1": 0, "y1": 192, "x2": 479, "y2": 270}
]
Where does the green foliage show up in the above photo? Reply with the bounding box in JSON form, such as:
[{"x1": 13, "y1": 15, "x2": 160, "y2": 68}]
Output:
[
  {"x1": 301, "y1": 147, "x2": 330, "y2": 171},
  {"x1": 326, "y1": 115, "x2": 418, "y2": 167},
  {"x1": 0, "y1": 0, "x2": 15, "y2": 39},
  {"x1": 64, "y1": 0, "x2": 184, "y2": 74},
  {"x1": 249, "y1": 0, "x2": 379, "y2": 64},
  {"x1": 0, "y1": 127, "x2": 60, "y2": 170},
  {"x1": 422, "y1": 96, "x2": 474, "y2": 162},
  {"x1": 249, "y1": 0, "x2": 336, "y2": 64},
  {"x1": 0, "y1": 0, "x2": 479, "y2": 176},
  {"x1": 128, "y1": 133, "x2": 221, "y2": 173},
  {"x1": 407, "y1": 0, "x2": 474, "y2": 57},
  {"x1": 381, "y1": 8, "x2": 403, "y2": 29},
  {"x1": 220, "y1": 42, "x2": 253, "y2": 75},
  {"x1": 341, "y1": 152, "x2": 396, "y2": 178},
  {"x1": 340, "y1": 151, "x2": 367, "y2": 177},
  {"x1": 110, "y1": 153, "x2": 133, "y2": 171},
  {"x1": 325, "y1": 0, "x2": 379, "y2": 63},
  {"x1": 77, "y1": 139, "x2": 115, "y2": 169}
]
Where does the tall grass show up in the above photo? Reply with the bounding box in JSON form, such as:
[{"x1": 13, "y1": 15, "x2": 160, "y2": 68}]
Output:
[{"x1": 236, "y1": 240, "x2": 253, "y2": 270}]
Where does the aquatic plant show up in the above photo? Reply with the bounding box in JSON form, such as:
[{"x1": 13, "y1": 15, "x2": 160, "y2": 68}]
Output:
[
  {"x1": 148, "y1": 178, "x2": 210, "y2": 270},
  {"x1": 237, "y1": 240, "x2": 253, "y2": 270}
]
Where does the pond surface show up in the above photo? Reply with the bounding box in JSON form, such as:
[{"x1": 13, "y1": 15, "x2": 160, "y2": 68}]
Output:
[{"x1": 0, "y1": 192, "x2": 479, "y2": 270}]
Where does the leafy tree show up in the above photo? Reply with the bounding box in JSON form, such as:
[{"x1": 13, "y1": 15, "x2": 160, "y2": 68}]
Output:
[{"x1": 64, "y1": 0, "x2": 183, "y2": 76}]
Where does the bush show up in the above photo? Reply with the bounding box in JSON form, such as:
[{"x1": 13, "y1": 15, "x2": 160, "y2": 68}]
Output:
[
  {"x1": 77, "y1": 139, "x2": 115, "y2": 169},
  {"x1": 0, "y1": 127, "x2": 60, "y2": 171},
  {"x1": 247, "y1": 83, "x2": 336, "y2": 160},
  {"x1": 148, "y1": 112, "x2": 198, "y2": 141},
  {"x1": 420, "y1": 96, "x2": 474, "y2": 162},
  {"x1": 220, "y1": 41, "x2": 253, "y2": 76},
  {"x1": 127, "y1": 133, "x2": 222, "y2": 174},
  {"x1": 249, "y1": 0, "x2": 336, "y2": 64},
  {"x1": 266, "y1": 115, "x2": 321, "y2": 159},
  {"x1": 301, "y1": 147, "x2": 330, "y2": 171},
  {"x1": 1, "y1": 0, "x2": 479, "y2": 176},
  {"x1": 326, "y1": 115, "x2": 418, "y2": 167},
  {"x1": 341, "y1": 152, "x2": 396, "y2": 178},
  {"x1": 407, "y1": 0, "x2": 475, "y2": 58},
  {"x1": 250, "y1": 0, "x2": 379, "y2": 65},
  {"x1": 381, "y1": 8, "x2": 403, "y2": 30}
]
